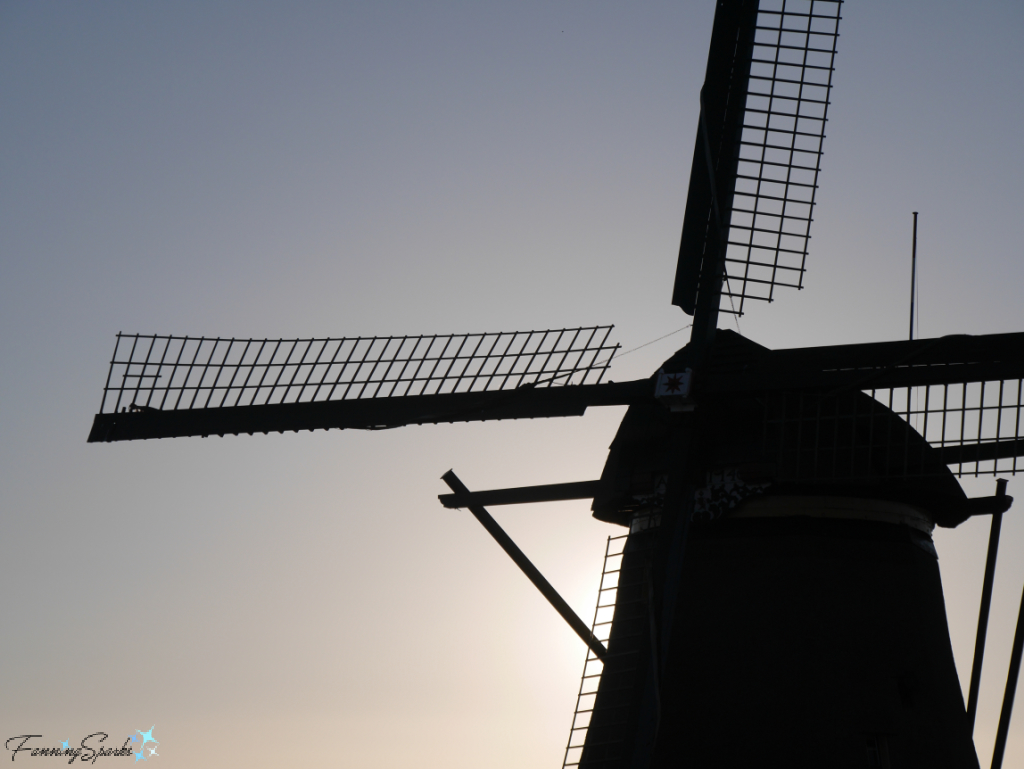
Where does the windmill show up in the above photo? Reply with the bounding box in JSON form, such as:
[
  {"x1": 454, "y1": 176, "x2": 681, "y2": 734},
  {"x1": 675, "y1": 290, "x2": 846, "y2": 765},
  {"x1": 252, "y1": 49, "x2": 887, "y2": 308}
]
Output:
[{"x1": 86, "y1": 0, "x2": 1024, "y2": 766}]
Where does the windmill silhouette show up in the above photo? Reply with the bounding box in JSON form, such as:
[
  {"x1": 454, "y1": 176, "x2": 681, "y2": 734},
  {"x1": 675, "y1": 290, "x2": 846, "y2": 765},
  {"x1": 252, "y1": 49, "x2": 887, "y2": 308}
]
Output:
[{"x1": 88, "y1": 1, "x2": 1024, "y2": 766}]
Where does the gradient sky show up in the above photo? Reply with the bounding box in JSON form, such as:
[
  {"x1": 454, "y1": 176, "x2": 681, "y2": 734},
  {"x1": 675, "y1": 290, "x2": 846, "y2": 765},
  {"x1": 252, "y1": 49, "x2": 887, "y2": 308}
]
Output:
[{"x1": 2, "y1": 2, "x2": 1023, "y2": 767}]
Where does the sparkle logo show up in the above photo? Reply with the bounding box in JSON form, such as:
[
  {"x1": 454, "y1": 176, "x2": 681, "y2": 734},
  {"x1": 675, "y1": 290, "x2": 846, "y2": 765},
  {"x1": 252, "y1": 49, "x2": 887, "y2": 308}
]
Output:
[
  {"x1": 4, "y1": 727, "x2": 160, "y2": 762},
  {"x1": 131, "y1": 726, "x2": 159, "y2": 763}
]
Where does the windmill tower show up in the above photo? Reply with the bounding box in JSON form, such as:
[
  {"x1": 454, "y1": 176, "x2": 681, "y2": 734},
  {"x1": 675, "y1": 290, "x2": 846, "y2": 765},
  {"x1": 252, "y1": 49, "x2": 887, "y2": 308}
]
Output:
[{"x1": 88, "y1": 1, "x2": 1024, "y2": 766}]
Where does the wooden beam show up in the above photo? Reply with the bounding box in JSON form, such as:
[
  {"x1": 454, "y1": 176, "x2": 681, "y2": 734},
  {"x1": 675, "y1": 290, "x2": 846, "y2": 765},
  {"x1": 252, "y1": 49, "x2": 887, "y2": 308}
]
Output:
[{"x1": 438, "y1": 480, "x2": 600, "y2": 509}]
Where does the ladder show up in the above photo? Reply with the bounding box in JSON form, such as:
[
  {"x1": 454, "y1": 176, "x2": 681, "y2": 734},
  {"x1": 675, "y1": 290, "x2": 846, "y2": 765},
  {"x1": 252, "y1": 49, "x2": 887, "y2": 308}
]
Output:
[{"x1": 561, "y1": 534, "x2": 629, "y2": 768}]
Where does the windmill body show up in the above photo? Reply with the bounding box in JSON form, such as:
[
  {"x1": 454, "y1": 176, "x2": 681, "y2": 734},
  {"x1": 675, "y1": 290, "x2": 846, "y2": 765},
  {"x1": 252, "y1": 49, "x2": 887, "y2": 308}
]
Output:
[
  {"x1": 576, "y1": 331, "x2": 993, "y2": 766},
  {"x1": 85, "y1": 1, "x2": 1024, "y2": 766},
  {"x1": 582, "y1": 499, "x2": 977, "y2": 766}
]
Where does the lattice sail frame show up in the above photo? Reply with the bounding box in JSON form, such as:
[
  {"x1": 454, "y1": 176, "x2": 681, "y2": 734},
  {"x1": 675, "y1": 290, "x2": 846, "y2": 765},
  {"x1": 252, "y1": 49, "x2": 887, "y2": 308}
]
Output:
[
  {"x1": 99, "y1": 327, "x2": 618, "y2": 414},
  {"x1": 879, "y1": 381, "x2": 1024, "y2": 477},
  {"x1": 722, "y1": 0, "x2": 841, "y2": 314},
  {"x1": 762, "y1": 380, "x2": 1024, "y2": 480}
]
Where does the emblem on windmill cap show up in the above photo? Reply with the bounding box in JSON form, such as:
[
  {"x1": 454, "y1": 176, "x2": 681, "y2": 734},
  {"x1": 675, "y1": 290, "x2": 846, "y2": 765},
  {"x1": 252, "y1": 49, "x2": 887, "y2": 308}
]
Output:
[{"x1": 655, "y1": 368, "x2": 693, "y2": 412}]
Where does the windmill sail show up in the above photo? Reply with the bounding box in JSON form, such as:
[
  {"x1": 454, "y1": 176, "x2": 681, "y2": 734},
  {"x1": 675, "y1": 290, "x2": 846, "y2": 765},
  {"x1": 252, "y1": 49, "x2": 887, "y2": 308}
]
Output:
[
  {"x1": 699, "y1": 331, "x2": 1024, "y2": 394},
  {"x1": 694, "y1": 330, "x2": 1024, "y2": 481},
  {"x1": 87, "y1": 327, "x2": 646, "y2": 442},
  {"x1": 672, "y1": 0, "x2": 841, "y2": 319}
]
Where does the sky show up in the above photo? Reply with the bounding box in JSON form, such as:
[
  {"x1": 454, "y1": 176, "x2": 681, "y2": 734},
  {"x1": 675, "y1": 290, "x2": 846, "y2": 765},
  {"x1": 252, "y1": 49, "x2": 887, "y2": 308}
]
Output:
[{"x1": 2, "y1": 1, "x2": 1023, "y2": 766}]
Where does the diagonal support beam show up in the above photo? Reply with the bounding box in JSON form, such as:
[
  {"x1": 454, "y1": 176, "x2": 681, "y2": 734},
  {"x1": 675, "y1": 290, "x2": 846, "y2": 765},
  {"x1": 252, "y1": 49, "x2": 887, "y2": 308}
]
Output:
[
  {"x1": 992, "y1": 567, "x2": 1024, "y2": 769},
  {"x1": 441, "y1": 470, "x2": 607, "y2": 661},
  {"x1": 967, "y1": 479, "x2": 1008, "y2": 732}
]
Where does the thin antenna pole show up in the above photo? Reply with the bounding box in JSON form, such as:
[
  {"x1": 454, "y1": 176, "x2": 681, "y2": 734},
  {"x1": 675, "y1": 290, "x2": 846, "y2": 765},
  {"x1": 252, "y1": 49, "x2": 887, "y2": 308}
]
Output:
[{"x1": 910, "y1": 211, "x2": 918, "y2": 341}]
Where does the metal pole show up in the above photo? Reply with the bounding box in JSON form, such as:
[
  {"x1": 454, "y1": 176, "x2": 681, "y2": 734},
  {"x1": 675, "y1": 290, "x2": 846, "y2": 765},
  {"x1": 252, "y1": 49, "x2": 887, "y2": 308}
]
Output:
[
  {"x1": 910, "y1": 211, "x2": 918, "y2": 341},
  {"x1": 967, "y1": 479, "x2": 1008, "y2": 731},
  {"x1": 992, "y1": 576, "x2": 1024, "y2": 768},
  {"x1": 441, "y1": 470, "x2": 608, "y2": 661}
]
